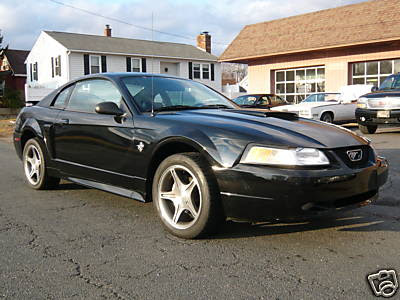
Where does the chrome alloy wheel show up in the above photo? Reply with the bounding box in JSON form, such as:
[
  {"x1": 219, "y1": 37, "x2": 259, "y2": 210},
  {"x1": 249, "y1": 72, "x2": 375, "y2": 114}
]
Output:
[
  {"x1": 158, "y1": 165, "x2": 202, "y2": 230},
  {"x1": 24, "y1": 144, "x2": 42, "y2": 185}
]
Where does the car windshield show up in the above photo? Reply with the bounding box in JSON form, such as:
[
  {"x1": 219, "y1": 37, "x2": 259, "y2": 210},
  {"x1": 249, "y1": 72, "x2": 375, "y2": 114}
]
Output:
[
  {"x1": 379, "y1": 75, "x2": 400, "y2": 90},
  {"x1": 302, "y1": 93, "x2": 339, "y2": 103},
  {"x1": 122, "y1": 76, "x2": 236, "y2": 112}
]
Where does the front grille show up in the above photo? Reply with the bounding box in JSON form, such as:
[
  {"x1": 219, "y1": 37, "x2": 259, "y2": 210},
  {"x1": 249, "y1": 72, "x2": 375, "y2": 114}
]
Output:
[
  {"x1": 368, "y1": 98, "x2": 400, "y2": 109},
  {"x1": 332, "y1": 145, "x2": 374, "y2": 169}
]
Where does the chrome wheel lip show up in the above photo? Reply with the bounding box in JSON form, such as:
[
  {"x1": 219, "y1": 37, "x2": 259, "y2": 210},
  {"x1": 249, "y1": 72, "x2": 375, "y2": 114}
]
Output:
[
  {"x1": 157, "y1": 165, "x2": 202, "y2": 230},
  {"x1": 24, "y1": 144, "x2": 42, "y2": 186}
]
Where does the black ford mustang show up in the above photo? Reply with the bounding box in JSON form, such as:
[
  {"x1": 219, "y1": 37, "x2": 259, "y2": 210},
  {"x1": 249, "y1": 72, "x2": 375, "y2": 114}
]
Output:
[{"x1": 14, "y1": 73, "x2": 389, "y2": 238}]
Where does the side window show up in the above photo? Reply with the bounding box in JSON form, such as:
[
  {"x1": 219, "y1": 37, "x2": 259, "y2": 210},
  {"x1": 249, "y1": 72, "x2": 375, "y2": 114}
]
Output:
[
  {"x1": 269, "y1": 95, "x2": 286, "y2": 106},
  {"x1": 258, "y1": 96, "x2": 270, "y2": 106},
  {"x1": 317, "y1": 94, "x2": 325, "y2": 102},
  {"x1": 52, "y1": 85, "x2": 74, "y2": 109},
  {"x1": 304, "y1": 95, "x2": 316, "y2": 102},
  {"x1": 66, "y1": 79, "x2": 123, "y2": 113}
]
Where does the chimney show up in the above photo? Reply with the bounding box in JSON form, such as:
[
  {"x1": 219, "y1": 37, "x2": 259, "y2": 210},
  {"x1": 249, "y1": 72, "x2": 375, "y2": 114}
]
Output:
[
  {"x1": 104, "y1": 25, "x2": 112, "y2": 37},
  {"x1": 197, "y1": 31, "x2": 211, "y2": 53}
]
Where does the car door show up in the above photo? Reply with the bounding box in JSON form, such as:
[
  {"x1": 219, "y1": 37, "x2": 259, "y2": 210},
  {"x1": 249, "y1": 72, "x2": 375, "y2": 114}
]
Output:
[
  {"x1": 334, "y1": 102, "x2": 357, "y2": 121},
  {"x1": 52, "y1": 78, "x2": 140, "y2": 190},
  {"x1": 269, "y1": 95, "x2": 288, "y2": 108}
]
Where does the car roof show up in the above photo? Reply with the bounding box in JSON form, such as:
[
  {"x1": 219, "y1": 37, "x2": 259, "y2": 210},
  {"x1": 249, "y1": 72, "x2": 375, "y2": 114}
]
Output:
[{"x1": 72, "y1": 72, "x2": 188, "y2": 82}]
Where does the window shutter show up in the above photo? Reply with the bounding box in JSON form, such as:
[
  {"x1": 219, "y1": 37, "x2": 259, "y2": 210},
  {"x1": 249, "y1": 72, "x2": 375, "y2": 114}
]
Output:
[
  {"x1": 141, "y1": 58, "x2": 146, "y2": 72},
  {"x1": 30, "y1": 64, "x2": 33, "y2": 81},
  {"x1": 126, "y1": 57, "x2": 131, "y2": 72},
  {"x1": 58, "y1": 55, "x2": 61, "y2": 76},
  {"x1": 188, "y1": 62, "x2": 193, "y2": 79},
  {"x1": 83, "y1": 54, "x2": 89, "y2": 75},
  {"x1": 51, "y1": 58, "x2": 54, "y2": 78},
  {"x1": 211, "y1": 63, "x2": 215, "y2": 81},
  {"x1": 101, "y1": 56, "x2": 107, "y2": 72}
]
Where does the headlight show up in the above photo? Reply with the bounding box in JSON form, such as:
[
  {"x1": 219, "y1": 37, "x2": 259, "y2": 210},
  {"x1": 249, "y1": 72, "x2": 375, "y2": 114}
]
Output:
[
  {"x1": 357, "y1": 97, "x2": 368, "y2": 109},
  {"x1": 240, "y1": 146, "x2": 330, "y2": 166}
]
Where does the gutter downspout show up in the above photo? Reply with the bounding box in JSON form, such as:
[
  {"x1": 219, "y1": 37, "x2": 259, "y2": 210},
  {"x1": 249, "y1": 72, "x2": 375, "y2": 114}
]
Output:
[{"x1": 66, "y1": 50, "x2": 71, "y2": 82}]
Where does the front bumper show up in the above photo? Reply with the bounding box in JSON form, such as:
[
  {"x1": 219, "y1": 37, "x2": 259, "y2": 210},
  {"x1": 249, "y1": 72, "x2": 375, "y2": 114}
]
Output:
[
  {"x1": 215, "y1": 157, "x2": 389, "y2": 221},
  {"x1": 13, "y1": 131, "x2": 23, "y2": 160},
  {"x1": 356, "y1": 108, "x2": 400, "y2": 125}
]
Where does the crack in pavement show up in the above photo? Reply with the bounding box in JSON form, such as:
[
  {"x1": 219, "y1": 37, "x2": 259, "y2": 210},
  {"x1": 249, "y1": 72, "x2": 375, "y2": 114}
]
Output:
[
  {"x1": 0, "y1": 207, "x2": 132, "y2": 300},
  {"x1": 67, "y1": 258, "x2": 133, "y2": 300}
]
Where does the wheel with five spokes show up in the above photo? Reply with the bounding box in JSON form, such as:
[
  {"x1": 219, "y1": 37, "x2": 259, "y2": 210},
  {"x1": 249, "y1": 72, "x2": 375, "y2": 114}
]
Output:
[
  {"x1": 153, "y1": 153, "x2": 223, "y2": 239},
  {"x1": 22, "y1": 138, "x2": 60, "y2": 190}
]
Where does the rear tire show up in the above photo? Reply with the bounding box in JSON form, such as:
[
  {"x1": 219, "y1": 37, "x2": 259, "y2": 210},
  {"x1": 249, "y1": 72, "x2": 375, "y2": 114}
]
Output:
[
  {"x1": 359, "y1": 124, "x2": 377, "y2": 134},
  {"x1": 152, "y1": 153, "x2": 223, "y2": 239},
  {"x1": 22, "y1": 138, "x2": 60, "y2": 190},
  {"x1": 321, "y1": 112, "x2": 333, "y2": 123}
]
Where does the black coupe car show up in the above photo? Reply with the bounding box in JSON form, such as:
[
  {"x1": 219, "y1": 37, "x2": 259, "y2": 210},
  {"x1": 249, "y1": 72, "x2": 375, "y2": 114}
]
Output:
[{"x1": 14, "y1": 73, "x2": 389, "y2": 238}]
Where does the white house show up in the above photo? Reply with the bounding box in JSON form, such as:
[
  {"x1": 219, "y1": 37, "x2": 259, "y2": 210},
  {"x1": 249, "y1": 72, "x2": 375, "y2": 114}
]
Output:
[{"x1": 25, "y1": 26, "x2": 221, "y2": 102}]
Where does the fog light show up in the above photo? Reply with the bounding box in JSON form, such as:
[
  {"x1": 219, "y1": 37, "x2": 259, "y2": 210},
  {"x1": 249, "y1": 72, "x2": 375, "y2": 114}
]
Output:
[{"x1": 361, "y1": 117, "x2": 366, "y2": 122}]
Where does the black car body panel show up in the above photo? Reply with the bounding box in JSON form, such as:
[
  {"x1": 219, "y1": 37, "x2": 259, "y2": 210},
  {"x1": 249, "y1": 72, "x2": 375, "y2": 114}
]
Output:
[{"x1": 14, "y1": 73, "x2": 389, "y2": 220}]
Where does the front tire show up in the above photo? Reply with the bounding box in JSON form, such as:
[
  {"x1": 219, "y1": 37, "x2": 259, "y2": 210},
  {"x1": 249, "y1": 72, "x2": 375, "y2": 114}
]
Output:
[
  {"x1": 152, "y1": 153, "x2": 223, "y2": 239},
  {"x1": 359, "y1": 124, "x2": 378, "y2": 134},
  {"x1": 22, "y1": 138, "x2": 60, "y2": 190},
  {"x1": 321, "y1": 112, "x2": 333, "y2": 123}
]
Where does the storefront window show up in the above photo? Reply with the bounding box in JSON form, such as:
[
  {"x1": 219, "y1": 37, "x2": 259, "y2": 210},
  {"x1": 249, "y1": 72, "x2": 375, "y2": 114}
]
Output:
[
  {"x1": 275, "y1": 66, "x2": 325, "y2": 103},
  {"x1": 352, "y1": 59, "x2": 400, "y2": 88}
]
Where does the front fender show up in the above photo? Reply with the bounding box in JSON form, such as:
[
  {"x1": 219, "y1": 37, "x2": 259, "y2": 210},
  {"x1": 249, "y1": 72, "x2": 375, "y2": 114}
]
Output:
[
  {"x1": 153, "y1": 125, "x2": 247, "y2": 168},
  {"x1": 21, "y1": 118, "x2": 44, "y2": 139}
]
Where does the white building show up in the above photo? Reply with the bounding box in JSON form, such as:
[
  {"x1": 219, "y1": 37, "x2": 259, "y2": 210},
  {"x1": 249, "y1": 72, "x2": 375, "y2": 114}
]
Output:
[{"x1": 25, "y1": 26, "x2": 221, "y2": 102}]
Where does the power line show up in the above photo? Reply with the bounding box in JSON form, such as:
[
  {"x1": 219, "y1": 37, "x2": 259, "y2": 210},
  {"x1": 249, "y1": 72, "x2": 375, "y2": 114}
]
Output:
[{"x1": 48, "y1": 0, "x2": 230, "y2": 46}]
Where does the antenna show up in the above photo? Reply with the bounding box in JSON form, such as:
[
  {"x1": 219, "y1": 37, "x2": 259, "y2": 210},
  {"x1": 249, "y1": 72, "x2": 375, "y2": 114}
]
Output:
[{"x1": 150, "y1": 12, "x2": 155, "y2": 117}]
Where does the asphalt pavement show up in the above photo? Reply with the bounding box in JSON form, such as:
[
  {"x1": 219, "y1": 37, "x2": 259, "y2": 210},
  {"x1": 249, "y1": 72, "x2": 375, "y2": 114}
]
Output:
[{"x1": 0, "y1": 127, "x2": 399, "y2": 299}]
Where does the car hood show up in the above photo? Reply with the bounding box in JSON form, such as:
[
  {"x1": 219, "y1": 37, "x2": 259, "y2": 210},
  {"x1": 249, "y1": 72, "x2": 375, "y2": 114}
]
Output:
[
  {"x1": 273, "y1": 102, "x2": 339, "y2": 111},
  {"x1": 363, "y1": 90, "x2": 400, "y2": 98},
  {"x1": 157, "y1": 109, "x2": 367, "y2": 149}
]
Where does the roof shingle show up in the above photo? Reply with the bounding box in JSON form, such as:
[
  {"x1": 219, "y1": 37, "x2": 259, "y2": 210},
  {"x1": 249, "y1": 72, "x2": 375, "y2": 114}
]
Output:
[
  {"x1": 219, "y1": 0, "x2": 400, "y2": 62},
  {"x1": 45, "y1": 31, "x2": 218, "y2": 61}
]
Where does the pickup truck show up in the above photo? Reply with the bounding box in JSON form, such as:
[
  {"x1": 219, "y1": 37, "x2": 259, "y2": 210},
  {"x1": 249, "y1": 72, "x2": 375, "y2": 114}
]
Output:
[{"x1": 356, "y1": 73, "x2": 400, "y2": 134}]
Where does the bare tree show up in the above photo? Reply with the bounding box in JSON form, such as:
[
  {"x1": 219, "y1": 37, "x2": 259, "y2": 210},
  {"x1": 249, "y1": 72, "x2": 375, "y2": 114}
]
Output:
[{"x1": 222, "y1": 63, "x2": 248, "y2": 83}]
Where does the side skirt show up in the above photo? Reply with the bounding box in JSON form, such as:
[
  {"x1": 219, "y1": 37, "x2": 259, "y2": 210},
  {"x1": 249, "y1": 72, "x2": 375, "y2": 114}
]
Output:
[{"x1": 67, "y1": 177, "x2": 145, "y2": 202}]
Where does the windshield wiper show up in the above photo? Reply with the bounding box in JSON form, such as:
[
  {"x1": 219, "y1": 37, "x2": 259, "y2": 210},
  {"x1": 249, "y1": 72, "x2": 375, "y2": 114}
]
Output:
[
  {"x1": 153, "y1": 104, "x2": 234, "y2": 112},
  {"x1": 153, "y1": 105, "x2": 203, "y2": 112}
]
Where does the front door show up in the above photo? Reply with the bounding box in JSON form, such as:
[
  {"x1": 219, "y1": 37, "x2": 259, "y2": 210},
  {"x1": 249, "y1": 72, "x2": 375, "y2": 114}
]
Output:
[{"x1": 53, "y1": 78, "x2": 140, "y2": 190}]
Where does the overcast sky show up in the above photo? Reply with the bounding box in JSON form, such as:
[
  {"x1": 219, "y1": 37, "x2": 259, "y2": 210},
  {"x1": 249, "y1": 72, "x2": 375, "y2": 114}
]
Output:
[{"x1": 0, "y1": 0, "x2": 366, "y2": 56}]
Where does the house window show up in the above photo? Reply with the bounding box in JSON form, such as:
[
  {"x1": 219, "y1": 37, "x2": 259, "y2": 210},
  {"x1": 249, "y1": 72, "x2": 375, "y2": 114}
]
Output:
[
  {"x1": 192, "y1": 63, "x2": 210, "y2": 80},
  {"x1": 32, "y1": 62, "x2": 38, "y2": 81},
  {"x1": 193, "y1": 63, "x2": 201, "y2": 79},
  {"x1": 52, "y1": 56, "x2": 62, "y2": 77},
  {"x1": 202, "y1": 64, "x2": 210, "y2": 79},
  {"x1": 55, "y1": 56, "x2": 61, "y2": 76},
  {"x1": 0, "y1": 80, "x2": 4, "y2": 97},
  {"x1": 131, "y1": 58, "x2": 141, "y2": 72},
  {"x1": 352, "y1": 59, "x2": 400, "y2": 87},
  {"x1": 275, "y1": 66, "x2": 325, "y2": 103},
  {"x1": 90, "y1": 55, "x2": 101, "y2": 74}
]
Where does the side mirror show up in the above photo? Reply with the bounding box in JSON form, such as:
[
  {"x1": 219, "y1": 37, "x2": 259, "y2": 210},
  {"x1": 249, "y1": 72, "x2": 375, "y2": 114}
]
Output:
[
  {"x1": 371, "y1": 86, "x2": 378, "y2": 92},
  {"x1": 95, "y1": 102, "x2": 124, "y2": 116}
]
